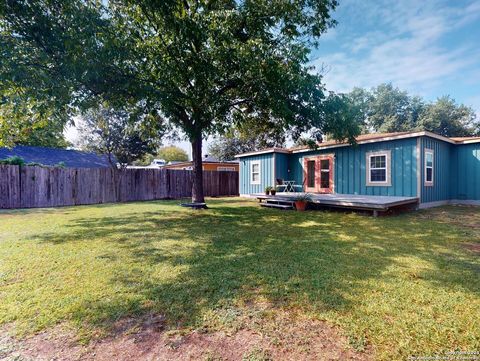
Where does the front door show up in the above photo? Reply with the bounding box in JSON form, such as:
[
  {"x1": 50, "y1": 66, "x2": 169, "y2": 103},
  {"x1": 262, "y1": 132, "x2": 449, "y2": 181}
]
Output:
[{"x1": 303, "y1": 155, "x2": 334, "y2": 193}]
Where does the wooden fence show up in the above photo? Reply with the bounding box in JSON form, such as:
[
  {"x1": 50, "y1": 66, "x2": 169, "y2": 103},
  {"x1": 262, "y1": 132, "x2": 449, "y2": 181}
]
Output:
[{"x1": 0, "y1": 165, "x2": 238, "y2": 209}]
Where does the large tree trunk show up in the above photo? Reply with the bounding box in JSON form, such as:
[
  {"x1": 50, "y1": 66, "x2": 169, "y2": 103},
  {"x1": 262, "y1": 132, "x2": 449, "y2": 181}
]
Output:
[{"x1": 191, "y1": 134, "x2": 205, "y2": 204}]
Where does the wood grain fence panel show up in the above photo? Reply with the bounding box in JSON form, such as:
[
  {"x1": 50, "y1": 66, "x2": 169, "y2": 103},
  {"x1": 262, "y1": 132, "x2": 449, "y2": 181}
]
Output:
[{"x1": 0, "y1": 166, "x2": 238, "y2": 209}]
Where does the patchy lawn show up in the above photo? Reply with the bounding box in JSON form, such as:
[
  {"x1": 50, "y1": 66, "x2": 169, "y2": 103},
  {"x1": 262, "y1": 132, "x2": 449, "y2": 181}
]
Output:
[{"x1": 0, "y1": 198, "x2": 479, "y2": 360}]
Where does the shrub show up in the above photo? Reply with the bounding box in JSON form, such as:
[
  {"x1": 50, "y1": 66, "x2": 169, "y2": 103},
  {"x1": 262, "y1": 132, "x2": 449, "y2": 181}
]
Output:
[{"x1": 0, "y1": 156, "x2": 26, "y2": 166}]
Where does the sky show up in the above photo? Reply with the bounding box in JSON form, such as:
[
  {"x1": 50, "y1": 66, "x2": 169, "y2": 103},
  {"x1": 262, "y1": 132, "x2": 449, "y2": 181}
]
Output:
[
  {"x1": 65, "y1": 0, "x2": 480, "y2": 158},
  {"x1": 312, "y1": 0, "x2": 480, "y2": 107}
]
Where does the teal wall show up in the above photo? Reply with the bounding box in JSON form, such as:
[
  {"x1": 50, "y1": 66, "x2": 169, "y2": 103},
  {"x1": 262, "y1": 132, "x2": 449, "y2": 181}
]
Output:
[
  {"x1": 275, "y1": 153, "x2": 290, "y2": 182},
  {"x1": 419, "y1": 137, "x2": 453, "y2": 203},
  {"x1": 239, "y1": 153, "x2": 274, "y2": 195},
  {"x1": 288, "y1": 138, "x2": 418, "y2": 197},
  {"x1": 450, "y1": 143, "x2": 480, "y2": 200}
]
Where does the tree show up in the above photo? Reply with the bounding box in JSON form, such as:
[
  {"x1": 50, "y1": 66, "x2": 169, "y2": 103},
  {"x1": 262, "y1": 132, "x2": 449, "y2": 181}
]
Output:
[
  {"x1": 76, "y1": 105, "x2": 164, "y2": 167},
  {"x1": 156, "y1": 146, "x2": 188, "y2": 163},
  {"x1": 0, "y1": 93, "x2": 69, "y2": 148},
  {"x1": 1, "y1": 0, "x2": 360, "y2": 204},
  {"x1": 209, "y1": 122, "x2": 286, "y2": 161},
  {"x1": 418, "y1": 96, "x2": 478, "y2": 137},
  {"x1": 366, "y1": 83, "x2": 423, "y2": 133},
  {"x1": 345, "y1": 84, "x2": 478, "y2": 137}
]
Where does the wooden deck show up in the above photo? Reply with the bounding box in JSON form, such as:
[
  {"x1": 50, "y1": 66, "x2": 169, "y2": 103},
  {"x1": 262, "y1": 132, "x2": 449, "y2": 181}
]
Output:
[{"x1": 256, "y1": 192, "x2": 419, "y2": 215}]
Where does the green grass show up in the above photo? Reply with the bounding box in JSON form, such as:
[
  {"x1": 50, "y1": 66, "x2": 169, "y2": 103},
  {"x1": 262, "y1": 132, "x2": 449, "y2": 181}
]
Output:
[{"x1": 0, "y1": 198, "x2": 479, "y2": 359}]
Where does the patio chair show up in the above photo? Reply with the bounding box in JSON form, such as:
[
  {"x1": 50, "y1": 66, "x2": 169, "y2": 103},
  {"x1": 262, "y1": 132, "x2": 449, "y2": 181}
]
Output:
[{"x1": 276, "y1": 178, "x2": 287, "y2": 192}]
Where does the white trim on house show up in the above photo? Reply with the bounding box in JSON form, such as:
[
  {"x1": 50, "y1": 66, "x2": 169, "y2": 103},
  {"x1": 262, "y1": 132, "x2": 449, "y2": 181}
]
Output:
[
  {"x1": 453, "y1": 138, "x2": 480, "y2": 144},
  {"x1": 235, "y1": 148, "x2": 290, "y2": 158},
  {"x1": 424, "y1": 148, "x2": 434, "y2": 186},
  {"x1": 366, "y1": 150, "x2": 392, "y2": 187},
  {"x1": 236, "y1": 131, "x2": 480, "y2": 158},
  {"x1": 250, "y1": 160, "x2": 261, "y2": 184}
]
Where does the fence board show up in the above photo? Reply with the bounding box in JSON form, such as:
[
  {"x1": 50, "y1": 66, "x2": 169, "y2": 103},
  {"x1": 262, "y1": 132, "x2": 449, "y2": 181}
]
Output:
[{"x1": 0, "y1": 166, "x2": 238, "y2": 209}]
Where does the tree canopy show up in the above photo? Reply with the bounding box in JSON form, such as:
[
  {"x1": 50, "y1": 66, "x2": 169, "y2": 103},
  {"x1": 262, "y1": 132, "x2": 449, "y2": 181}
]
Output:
[
  {"x1": 1, "y1": 0, "x2": 360, "y2": 203},
  {"x1": 76, "y1": 104, "x2": 164, "y2": 167},
  {"x1": 0, "y1": 95, "x2": 69, "y2": 148},
  {"x1": 346, "y1": 83, "x2": 478, "y2": 137},
  {"x1": 156, "y1": 146, "x2": 189, "y2": 163}
]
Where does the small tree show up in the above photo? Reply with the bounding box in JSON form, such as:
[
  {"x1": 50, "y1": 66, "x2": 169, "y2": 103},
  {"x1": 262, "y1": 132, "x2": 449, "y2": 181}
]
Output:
[
  {"x1": 209, "y1": 122, "x2": 286, "y2": 161},
  {"x1": 157, "y1": 146, "x2": 188, "y2": 163},
  {"x1": 77, "y1": 105, "x2": 164, "y2": 168}
]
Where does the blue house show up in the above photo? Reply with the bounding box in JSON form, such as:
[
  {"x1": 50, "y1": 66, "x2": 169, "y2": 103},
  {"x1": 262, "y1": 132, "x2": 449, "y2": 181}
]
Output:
[
  {"x1": 236, "y1": 131, "x2": 480, "y2": 209},
  {"x1": 0, "y1": 145, "x2": 113, "y2": 168}
]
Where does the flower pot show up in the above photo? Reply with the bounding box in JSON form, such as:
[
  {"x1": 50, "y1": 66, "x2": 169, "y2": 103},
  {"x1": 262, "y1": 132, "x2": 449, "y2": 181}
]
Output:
[
  {"x1": 270, "y1": 190, "x2": 277, "y2": 196},
  {"x1": 295, "y1": 200, "x2": 307, "y2": 211},
  {"x1": 265, "y1": 190, "x2": 270, "y2": 195}
]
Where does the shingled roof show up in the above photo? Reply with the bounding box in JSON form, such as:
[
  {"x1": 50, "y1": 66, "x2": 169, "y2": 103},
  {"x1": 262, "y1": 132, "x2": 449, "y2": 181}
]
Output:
[{"x1": 0, "y1": 145, "x2": 113, "y2": 168}]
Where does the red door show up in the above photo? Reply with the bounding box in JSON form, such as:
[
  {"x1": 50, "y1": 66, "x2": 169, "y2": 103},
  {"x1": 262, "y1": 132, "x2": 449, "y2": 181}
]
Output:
[{"x1": 303, "y1": 155, "x2": 334, "y2": 193}]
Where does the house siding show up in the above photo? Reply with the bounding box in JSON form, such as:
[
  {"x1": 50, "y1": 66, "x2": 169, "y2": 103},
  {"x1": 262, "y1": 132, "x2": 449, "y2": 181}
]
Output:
[
  {"x1": 288, "y1": 138, "x2": 418, "y2": 197},
  {"x1": 275, "y1": 153, "x2": 290, "y2": 183},
  {"x1": 451, "y1": 143, "x2": 480, "y2": 201},
  {"x1": 239, "y1": 153, "x2": 275, "y2": 195},
  {"x1": 237, "y1": 134, "x2": 480, "y2": 206},
  {"x1": 419, "y1": 137, "x2": 453, "y2": 204}
]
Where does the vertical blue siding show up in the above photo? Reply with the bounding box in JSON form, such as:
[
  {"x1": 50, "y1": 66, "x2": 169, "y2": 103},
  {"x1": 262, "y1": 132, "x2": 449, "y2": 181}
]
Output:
[
  {"x1": 275, "y1": 153, "x2": 290, "y2": 182},
  {"x1": 239, "y1": 154, "x2": 274, "y2": 195},
  {"x1": 420, "y1": 137, "x2": 452, "y2": 203},
  {"x1": 288, "y1": 138, "x2": 418, "y2": 197},
  {"x1": 451, "y1": 143, "x2": 480, "y2": 200}
]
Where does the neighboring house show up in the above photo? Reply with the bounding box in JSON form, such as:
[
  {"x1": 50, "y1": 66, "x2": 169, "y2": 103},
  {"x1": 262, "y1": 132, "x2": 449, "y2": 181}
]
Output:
[
  {"x1": 161, "y1": 155, "x2": 239, "y2": 172},
  {"x1": 235, "y1": 131, "x2": 480, "y2": 208},
  {"x1": 0, "y1": 145, "x2": 113, "y2": 168}
]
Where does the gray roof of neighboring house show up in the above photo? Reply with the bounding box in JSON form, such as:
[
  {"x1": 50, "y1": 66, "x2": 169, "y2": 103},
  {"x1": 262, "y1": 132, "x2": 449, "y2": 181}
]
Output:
[
  {"x1": 0, "y1": 145, "x2": 113, "y2": 168},
  {"x1": 203, "y1": 155, "x2": 238, "y2": 163}
]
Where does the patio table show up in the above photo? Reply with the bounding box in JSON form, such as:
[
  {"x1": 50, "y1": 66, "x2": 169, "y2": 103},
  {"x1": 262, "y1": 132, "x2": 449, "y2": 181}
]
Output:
[{"x1": 282, "y1": 180, "x2": 297, "y2": 192}]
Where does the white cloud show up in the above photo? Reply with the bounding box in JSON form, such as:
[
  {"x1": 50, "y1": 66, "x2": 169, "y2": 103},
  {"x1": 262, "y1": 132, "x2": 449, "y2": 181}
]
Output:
[{"x1": 313, "y1": 0, "x2": 480, "y2": 95}]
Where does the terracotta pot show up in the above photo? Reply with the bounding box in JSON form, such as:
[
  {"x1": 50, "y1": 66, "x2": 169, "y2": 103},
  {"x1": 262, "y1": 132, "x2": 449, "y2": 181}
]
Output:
[
  {"x1": 270, "y1": 190, "x2": 277, "y2": 196},
  {"x1": 295, "y1": 200, "x2": 307, "y2": 211}
]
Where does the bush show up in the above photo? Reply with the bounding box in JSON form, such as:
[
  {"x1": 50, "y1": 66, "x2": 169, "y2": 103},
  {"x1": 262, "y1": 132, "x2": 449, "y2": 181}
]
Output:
[{"x1": 0, "y1": 156, "x2": 26, "y2": 166}]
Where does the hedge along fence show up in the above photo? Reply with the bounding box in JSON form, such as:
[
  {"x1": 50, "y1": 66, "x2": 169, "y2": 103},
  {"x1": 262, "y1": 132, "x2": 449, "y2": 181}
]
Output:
[{"x1": 0, "y1": 165, "x2": 239, "y2": 209}]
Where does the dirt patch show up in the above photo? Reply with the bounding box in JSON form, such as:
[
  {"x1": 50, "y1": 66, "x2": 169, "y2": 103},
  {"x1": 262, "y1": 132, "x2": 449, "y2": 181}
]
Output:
[
  {"x1": 0, "y1": 312, "x2": 371, "y2": 361},
  {"x1": 418, "y1": 205, "x2": 480, "y2": 237},
  {"x1": 463, "y1": 242, "x2": 480, "y2": 254}
]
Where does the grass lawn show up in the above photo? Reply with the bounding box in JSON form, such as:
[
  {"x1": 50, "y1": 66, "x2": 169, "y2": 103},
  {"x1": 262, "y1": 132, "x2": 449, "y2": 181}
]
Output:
[{"x1": 0, "y1": 198, "x2": 479, "y2": 360}]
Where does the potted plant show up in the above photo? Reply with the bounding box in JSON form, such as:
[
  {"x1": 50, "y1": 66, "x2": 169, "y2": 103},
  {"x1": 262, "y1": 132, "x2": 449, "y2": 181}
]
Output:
[
  {"x1": 270, "y1": 186, "x2": 277, "y2": 196},
  {"x1": 265, "y1": 186, "x2": 272, "y2": 195},
  {"x1": 292, "y1": 193, "x2": 312, "y2": 211}
]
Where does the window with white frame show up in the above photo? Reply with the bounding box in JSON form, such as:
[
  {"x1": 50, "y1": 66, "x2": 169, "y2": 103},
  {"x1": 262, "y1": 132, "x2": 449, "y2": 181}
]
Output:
[
  {"x1": 250, "y1": 161, "x2": 261, "y2": 184},
  {"x1": 366, "y1": 151, "x2": 391, "y2": 186},
  {"x1": 425, "y1": 149, "x2": 434, "y2": 185},
  {"x1": 217, "y1": 166, "x2": 236, "y2": 171}
]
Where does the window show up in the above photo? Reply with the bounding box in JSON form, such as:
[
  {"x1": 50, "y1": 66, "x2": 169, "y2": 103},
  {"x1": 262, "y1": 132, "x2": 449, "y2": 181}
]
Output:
[
  {"x1": 366, "y1": 151, "x2": 391, "y2": 186},
  {"x1": 217, "y1": 166, "x2": 236, "y2": 171},
  {"x1": 320, "y1": 159, "x2": 330, "y2": 189},
  {"x1": 307, "y1": 160, "x2": 315, "y2": 188},
  {"x1": 425, "y1": 149, "x2": 434, "y2": 185},
  {"x1": 251, "y1": 161, "x2": 261, "y2": 184}
]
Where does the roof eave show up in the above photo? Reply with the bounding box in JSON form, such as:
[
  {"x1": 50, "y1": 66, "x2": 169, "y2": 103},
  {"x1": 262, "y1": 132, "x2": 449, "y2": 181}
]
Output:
[{"x1": 234, "y1": 148, "x2": 290, "y2": 158}]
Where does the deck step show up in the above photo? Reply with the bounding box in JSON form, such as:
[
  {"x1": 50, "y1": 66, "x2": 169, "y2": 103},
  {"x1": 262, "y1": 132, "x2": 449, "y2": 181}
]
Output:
[{"x1": 260, "y1": 203, "x2": 294, "y2": 210}]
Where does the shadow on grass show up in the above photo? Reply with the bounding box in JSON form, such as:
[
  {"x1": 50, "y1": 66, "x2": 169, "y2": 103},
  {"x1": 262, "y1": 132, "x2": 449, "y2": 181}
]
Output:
[{"x1": 30, "y1": 200, "x2": 480, "y2": 335}]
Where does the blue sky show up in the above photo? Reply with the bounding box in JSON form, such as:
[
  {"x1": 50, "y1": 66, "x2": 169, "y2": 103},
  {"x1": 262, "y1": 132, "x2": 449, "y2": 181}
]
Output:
[{"x1": 311, "y1": 0, "x2": 480, "y2": 113}]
